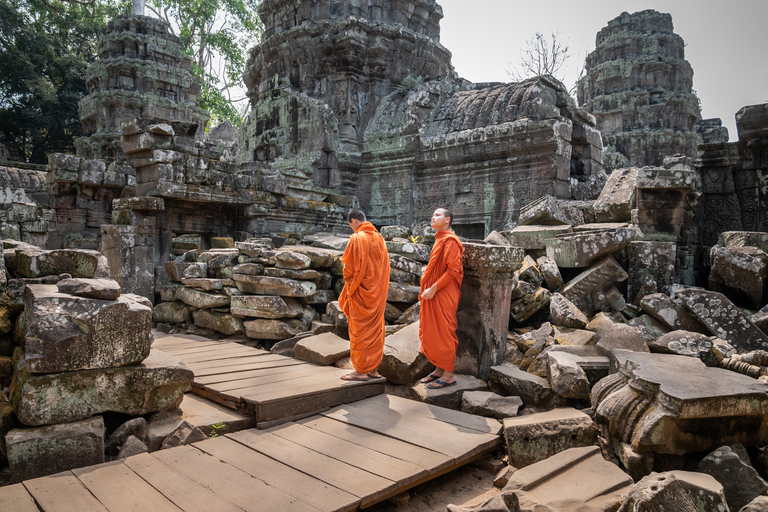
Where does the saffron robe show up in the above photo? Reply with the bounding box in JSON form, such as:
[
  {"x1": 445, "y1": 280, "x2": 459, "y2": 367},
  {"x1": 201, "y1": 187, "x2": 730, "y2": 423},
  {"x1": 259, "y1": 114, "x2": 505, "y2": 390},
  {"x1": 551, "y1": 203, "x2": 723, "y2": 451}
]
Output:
[
  {"x1": 419, "y1": 229, "x2": 464, "y2": 372},
  {"x1": 339, "y1": 222, "x2": 391, "y2": 373}
]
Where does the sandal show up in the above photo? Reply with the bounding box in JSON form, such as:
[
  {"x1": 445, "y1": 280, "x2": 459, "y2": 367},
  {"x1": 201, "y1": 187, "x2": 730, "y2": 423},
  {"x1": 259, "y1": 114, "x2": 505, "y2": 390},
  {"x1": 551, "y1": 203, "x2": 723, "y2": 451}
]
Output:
[
  {"x1": 427, "y1": 379, "x2": 457, "y2": 389},
  {"x1": 420, "y1": 373, "x2": 441, "y2": 384},
  {"x1": 340, "y1": 372, "x2": 369, "y2": 381}
]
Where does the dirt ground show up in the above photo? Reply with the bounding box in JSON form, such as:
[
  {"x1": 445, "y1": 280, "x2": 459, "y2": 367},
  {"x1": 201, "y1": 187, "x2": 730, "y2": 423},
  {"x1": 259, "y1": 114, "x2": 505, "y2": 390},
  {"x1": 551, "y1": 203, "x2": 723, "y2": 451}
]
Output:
[{"x1": 366, "y1": 460, "x2": 502, "y2": 512}]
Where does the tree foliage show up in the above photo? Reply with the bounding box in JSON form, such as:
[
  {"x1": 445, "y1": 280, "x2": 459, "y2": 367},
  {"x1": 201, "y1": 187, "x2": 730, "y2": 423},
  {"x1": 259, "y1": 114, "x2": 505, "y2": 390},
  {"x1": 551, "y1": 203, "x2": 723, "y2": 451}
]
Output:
[
  {"x1": 506, "y1": 31, "x2": 585, "y2": 95},
  {"x1": 0, "y1": 0, "x2": 125, "y2": 163},
  {"x1": 147, "y1": 0, "x2": 263, "y2": 127}
]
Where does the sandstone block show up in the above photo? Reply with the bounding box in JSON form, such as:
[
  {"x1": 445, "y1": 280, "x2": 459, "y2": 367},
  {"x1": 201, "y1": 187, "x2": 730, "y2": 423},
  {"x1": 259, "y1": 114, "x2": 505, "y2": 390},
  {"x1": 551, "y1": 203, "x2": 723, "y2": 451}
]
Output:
[
  {"x1": 12, "y1": 349, "x2": 192, "y2": 426},
  {"x1": 709, "y1": 244, "x2": 768, "y2": 309},
  {"x1": 176, "y1": 286, "x2": 231, "y2": 309},
  {"x1": 153, "y1": 301, "x2": 192, "y2": 324},
  {"x1": 307, "y1": 289, "x2": 336, "y2": 305},
  {"x1": 117, "y1": 435, "x2": 149, "y2": 459},
  {"x1": 488, "y1": 363, "x2": 566, "y2": 409},
  {"x1": 561, "y1": 256, "x2": 628, "y2": 315},
  {"x1": 379, "y1": 321, "x2": 431, "y2": 385},
  {"x1": 12, "y1": 248, "x2": 110, "y2": 279},
  {"x1": 56, "y1": 278, "x2": 121, "y2": 300},
  {"x1": 105, "y1": 417, "x2": 147, "y2": 456},
  {"x1": 160, "y1": 420, "x2": 207, "y2": 450},
  {"x1": 395, "y1": 302, "x2": 420, "y2": 325},
  {"x1": 243, "y1": 318, "x2": 304, "y2": 340},
  {"x1": 536, "y1": 256, "x2": 564, "y2": 290},
  {"x1": 742, "y1": 496, "x2": 768, "y2": 512},
  {"x1": 593, "y1": 167, "x2": 638, "y2": 222},
  {"x1": 482, "y1": 230, "x2": 511, "y2": 246},
  {"x1": 500, "y1": 225, "x2": 572, "y2": 250},
  {"x1": 411, "y1": 374, "x2": 487, "y2": 411},
  {"x1": 230, "y1": 295, "x2": 303, "y2": 319},
  {"x1": 293, "y1": 332, "x2": 350, "y2": 366},
  {"x1": 231, "y1": 263, "x2": 264, "y2": 276},
  {"x1": 386, "y1": 241, "x2": 430, "y2": 263},
  {"x1": 275, "y1": 250, "x2": 312, "y2": 270},
  {"x1": 461, "y1": 391, "x2": 523, "y2": 419},
  {"x1": 509, "y1": 287, "x2": 551, "y2": 324},
  {"x1": 387, "y1": 282, "x2": 420, "y2": 303},
  {"x1": 180, "y1": 277, "x2": 226, "y2": 291},
  {"x1": 192, "y1": 310, "x2": 245, "y2": 336},
  {"x1": 648, "y1": 330, "x2": 717, "y2": 361},
  {"x1": 519, "y1": 195, "x2": 583, "y2": 226},
  {"x1": 619, "y1": 471, "x2": 727, "y2": 512},
  {"x1": 233, "y1": 274, "x2": 316, "y2": 297},
  {"x1": 22, "y1": 284, "x2": 152, "y2": 373},
  {"x1": 547, "y1": 347, "x2": 608, "y2": 399},
  {"x1": 181, "y1": 262, "x2": 207, "y2": 279},
  {"x1": 698, "y1": 445, "x2": 768, "y2": 511},
  {"x1": 380, "y1": 225, "x2": 410, "y2": 240},
  {"x1": 627, "y1": 241, "x2": 677, "y2": 302},
  {"x1": 545, "y1": 227, "x2": 635, "y2": 268},
  {"x1": 264, "y1": 267, "x2": 322, "y2": 281},
  {"x1": 549, "y1": 293, "x2": 588, "y2": 328},
  {"x1": 639, "y1": 293, "x2": 707, "y2": 333},
  {"x1": 552, "y1": 326, "x2": 597, "y2": 346},
  {"x1": 587, "y1": 312, "x2": 649, "y2": 353},
  {"x1": 389, "y1": 254, "x2": 422, "y2": 275},
  {"x1": 503, "y1": 408, "x2": 598, "y2": 468}
]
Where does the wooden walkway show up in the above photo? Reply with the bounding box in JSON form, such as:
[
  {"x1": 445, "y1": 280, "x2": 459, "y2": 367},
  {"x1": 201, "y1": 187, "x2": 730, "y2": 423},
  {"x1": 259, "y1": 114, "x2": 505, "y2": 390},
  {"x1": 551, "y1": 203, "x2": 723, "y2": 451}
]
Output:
[
  {"x1": 0, "y1": 395, "x2": 502, "y2": 511},
  {"x1": 152, "y1": 333, "x2": 385, "y2": 427}
]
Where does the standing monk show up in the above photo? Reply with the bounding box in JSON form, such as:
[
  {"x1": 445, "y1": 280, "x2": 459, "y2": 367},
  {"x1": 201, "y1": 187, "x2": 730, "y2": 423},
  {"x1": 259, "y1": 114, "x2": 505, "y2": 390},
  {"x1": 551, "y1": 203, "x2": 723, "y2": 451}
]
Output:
[
  {"x1": 338, "y1": 209, "x2": 391, "y2": 380},
  {"x1": 419, "y1": 208, "x2": 464, "y2": 388}
]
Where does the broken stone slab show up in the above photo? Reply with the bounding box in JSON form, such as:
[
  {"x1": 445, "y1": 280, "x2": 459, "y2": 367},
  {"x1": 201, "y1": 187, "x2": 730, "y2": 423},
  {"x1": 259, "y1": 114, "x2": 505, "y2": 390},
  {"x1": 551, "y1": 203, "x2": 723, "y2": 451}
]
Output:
[
  {"x1": 385, "y1": 241, "x2": 430, "y2": 263},
  {"x1": 587, "y1": 312, "x2": 649, "y2": 353},
  {"x1": 509, "y1": 287, "x2": 552, "y2": 324},
  {"x1": 503, "y1": 408, "x2": 598, "y2": 468},
  {"x1": 742, "y1": 496, "x2": 768, "y2": 511},
  {"x1": 619, "y1": 471, "x2": 728, "y2": 512},
  {"x1": 6, "y1": 416, "x2": 105, "y2": 483},
  {"x1": 243, "y1": 318, "x2": 304, "y2": 340},
  {"x1": 709, "y1": 244, "x2": 768, "y2": 310},
  {"x1": 627, "y1": 241, "x2": 677, "y2": 303},
  {"x1": 389, "y1": 253, "x2": 422, "y2": 275},
  {"x1": 293, "y1": 332, "x2": 350, "y2": 366},
  {"x1": 648, "y1": 330, "x2": 720, "y2": 362},
  {"x1": 698, "y1": 445, "x2": 768, "y2": 511},
  {"x1": 516, "y1": 255, "x2": 543, "y2": 287},
  {"x1": 176, "y1": 285, "x2": 231, "y2": 309},
  {"x1": 561, "y1": 256, "x2": 628, "y2": 316},
  {"x1": 231, "y1": 263, "x2": 264, "y2": 276},
  {"x1": 488, "y1": 363, "x2": 566, "y2": 409},
  {"x1": 492, "y1": 466, "x2": 518, "y2": 489},
  {"x1": 180, "y1": 277, "x2": 227, "y2": 292},
  {"x1": 379, "y1": 321, "x2": 431, "y2": 385},
  {"x1": 232, "y1": 274, "x2": 316, "y2": 297},
  {"x1": 482, "y1": 230, "x2": 511, "y2": 246},
  {"x1": 519, "y1": 195, "x2": 584, "y2": 226},
  {"x1": 639, "y1": 293, "x2": 708, "y2": 333},
  {"x1": 547, "y1": 346, "x2": 609, "y2": 399},
  {"x1": 116, "y1": 435, "x2": 149, "y2": 459},
  {"x1": 384, "y1": 303, "x2": 403, "y2": 322},
  {"x1": 307, "y1": 289, "x2": 336, "y2": 305},
  {"x1": 105, "y1": 417, "x2": 147, "y2": 456},
  {"x1": 152, "y1": 301, "x2": 192, "y2": 324},
  {"x1": 536, "y1": 256, "x2": 564, "y2": 290},
  {"x1": 275, "y1": 250, "x2": 312, "y2": 270},
  {"x1": 552, "y1": 326, "x2": 597, "y2": 346},
  {"x1": 192, "y1": 310, "x2": 245, "y2": 336},
  {"x1": 160, "y1": 420, "x2": 207, "y2": 450},
  {"x1": 12, "y1": 349, "x2": 193, "y2": 426},
  {"x1": 55, "y1": 278, "x2": 121, "y2": 300},
  {"x1": 593, "y1": 350, "x2": 768, "y2": 456},
  {"x1": 305, "y1": 233, "x2": 350, "y2": 252},
  {"x1": 387, "y1": 282, "x2": 420, "y2": 303},
  {"x1": 545, "y1": 227, "x2": 636, "y2": 268},
  {"x1": 395, "y1": 302, "x2": 420, "y2": 325},
  {"x1": 593, "y1": 167, "x2": 638, "y2": 222},
  {"x1": 719, "y1": 231, "x2": 768, "y2": 252},
  {"x1": 675, "y1": 288, "x2": 768, "y2": 352},
  {"x1": 0, "y1": 242, "x2": 5, "y2": 294},
  {"x1": 164, "y1": 261, "x2": 202, "y2": 282},
  {"x1": 500, "y1": 225, "x2": 572, "y2": 250},
  {"x1": 229, "y1": 295, "x2": 304, "y2": 319},
  {"x1": 234, "y1": 241, "x2": 277, "y2": 260},
  {"x1": 21, "y1": 284, "x2": 152, "y2": 373},
  {"x1": 549, "y1": 293, "x2": 588, "y2": 329},
  {"x1": 461, "y1": 391, "x2": 523, "y2": 419},
  {"x1": 180, "y1": 262, "x2": 207, "y2": 279},
  {"x1": 380, "y1": 225, "x2": 410, "y2": 240},
  {"x1": 626, "y1": 314, "x2": 671, "y2": 343},
  {"x1": 264, "y1": 267, "x2": 322, "y2": 281},
  {"x1": 11, "y1": 248, "x2": 110, "y2": 279},
  {"x1": 411, "y1": 374, "x2": 487, "y2": 410}
]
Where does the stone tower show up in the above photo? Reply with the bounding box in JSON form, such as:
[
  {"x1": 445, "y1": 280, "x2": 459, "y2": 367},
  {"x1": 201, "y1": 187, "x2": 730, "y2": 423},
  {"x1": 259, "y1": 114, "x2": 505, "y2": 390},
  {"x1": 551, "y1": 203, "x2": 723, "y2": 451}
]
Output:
[{"x1": 578, "y1": 10, "x2": 701, "y2": 170}]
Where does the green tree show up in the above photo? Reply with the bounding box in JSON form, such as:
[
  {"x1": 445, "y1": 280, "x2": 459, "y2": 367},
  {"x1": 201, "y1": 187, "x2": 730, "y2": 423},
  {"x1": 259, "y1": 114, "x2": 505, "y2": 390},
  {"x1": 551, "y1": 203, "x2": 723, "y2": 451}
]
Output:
[
  {"x1": 0, "y1": 0, "x2": 124, "y2": 163},
  {"x1": 147, "y1": 0, "x2": 263, "y2": 127}
]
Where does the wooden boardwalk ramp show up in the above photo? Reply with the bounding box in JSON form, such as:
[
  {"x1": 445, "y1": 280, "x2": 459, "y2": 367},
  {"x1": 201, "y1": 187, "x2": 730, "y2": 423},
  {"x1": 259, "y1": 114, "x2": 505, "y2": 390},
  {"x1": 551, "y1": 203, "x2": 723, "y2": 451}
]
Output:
[
  {"x1": 152, "y1": 333, "x2": 385, "y2": 427},
  {"x1": 0, "y1": 395, "x2": 502, "y2": 511}
]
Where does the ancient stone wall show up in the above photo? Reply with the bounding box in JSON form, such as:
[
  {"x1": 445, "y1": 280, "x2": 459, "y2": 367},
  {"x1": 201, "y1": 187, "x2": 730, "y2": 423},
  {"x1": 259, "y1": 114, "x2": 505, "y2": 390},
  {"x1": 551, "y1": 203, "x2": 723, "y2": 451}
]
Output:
[{"x1": 578, "y1": 10, "x2": 703, "y2": 170}]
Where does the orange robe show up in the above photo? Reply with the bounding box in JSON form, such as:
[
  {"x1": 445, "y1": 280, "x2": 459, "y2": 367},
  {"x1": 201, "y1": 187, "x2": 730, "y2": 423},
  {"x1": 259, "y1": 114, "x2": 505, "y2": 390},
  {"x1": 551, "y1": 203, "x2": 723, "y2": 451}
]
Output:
[
  {"x1": 339, "y1": 222, "x2": 391, "y2": 374},
  {"x1": 419, "y1": 230, "x2": 464, "y2": 372}
]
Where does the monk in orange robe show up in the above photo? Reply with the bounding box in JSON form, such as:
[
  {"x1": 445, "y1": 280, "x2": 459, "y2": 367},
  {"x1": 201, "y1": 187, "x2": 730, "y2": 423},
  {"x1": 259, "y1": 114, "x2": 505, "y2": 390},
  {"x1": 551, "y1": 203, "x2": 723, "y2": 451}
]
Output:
[
  {"x1": 419, "y1": 208, "x2": 464, "y2": 388},
  {"x1": 338, "y1": 209, "x2": 391, "y2": 380}
]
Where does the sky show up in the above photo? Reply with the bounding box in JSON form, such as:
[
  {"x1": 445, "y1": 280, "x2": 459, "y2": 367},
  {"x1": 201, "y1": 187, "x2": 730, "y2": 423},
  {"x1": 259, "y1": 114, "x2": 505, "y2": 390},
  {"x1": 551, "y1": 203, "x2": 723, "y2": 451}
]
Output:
[{"x1": 437, "y1": 0, "x2": 768, "y2": 141}]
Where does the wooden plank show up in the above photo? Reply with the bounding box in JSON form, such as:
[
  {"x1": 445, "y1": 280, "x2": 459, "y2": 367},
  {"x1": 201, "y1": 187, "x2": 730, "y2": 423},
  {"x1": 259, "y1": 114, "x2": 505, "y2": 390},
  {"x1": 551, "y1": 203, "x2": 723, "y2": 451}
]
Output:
[
  {"x1": 189, "y1": 388, "x2": 241, "y2": 409},
  {"x1": 156, "y1": 344, "x2": 243, "y2": 356},
  {"x1": 195, "y1": 436, "x2": 358, "y2": 512},
  {"x1": 122, "y1": 452, "x2": 245, "y2": 512},
  {"x1": 151, "y1": 445, "x2": 320, "y2": 512},
  {"x1": 184, "y1": 355, "x2": 288, "y2": 371},
  {"x1": 271, "y1": 422, "x2": 427, "y2": 484},
  {"x1": 228, "y1": 428, "x2": 396, "y2": 506},
  {"x1": 298, "y1": 416, "x2": 452, "y2": 472},
  {"x1": 0, "y1": 483, "x2": 39, "y2": 511},
  {"x1": 72, "y1": 461, "x2": 183, "y2": 512},
  {"x1": 23, "y1": 472, "x2": 108, "y2": 512},
  {"x1": 253, "y1": 381, "x2": 384, "y2": 423},
  {"x1": 320, "y1": 401, "x2": 500, "y2": 459},
  {"x1": 153, "y1": 333, "x2": 216, "y2": 345},
  {"x1": 191, "y1": 357, "x2": 304, "y2": 378},
  {"x1": 365, "y1": 394, "x2": 502, "y2": 435},
  {"x1": 153, "y1": 337, "x2": 222, "y2": 350},
  {"x1": 174, "y1": 348, "x2": 265, "y2": 364},
  {"x1": 194, "y1": 360, "x2": 307, "y2": 385},
  {"x1": 211, "y1": 365, "x2": 338, "y2": 394},
  {"x1": 240, "y1": 370, "x2": 374, "y2": 404}
]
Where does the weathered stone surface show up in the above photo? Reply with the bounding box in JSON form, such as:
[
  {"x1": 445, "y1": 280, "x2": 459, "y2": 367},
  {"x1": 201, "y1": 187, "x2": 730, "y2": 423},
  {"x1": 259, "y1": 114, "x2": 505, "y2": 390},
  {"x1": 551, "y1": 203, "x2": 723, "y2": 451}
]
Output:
[
  {"x1": 509, "y1": 288, "x2": 552, "y2": 324},
  {"x1": 593, "y1": 350, "x2": 768, "y2": 456},
  {"x1": 232, "y1": 274, "x2": 316, "y2": 297},
  {"x1": 627, "y1": 241, "x2": 677, "y2": 303},
  {"x1": 488, "y1": 363, "x2": 566, "y2": 409},
  {"x1": 6, "y1": 416, "x2": 105, "y2": 482},
  {"x1": 160, "y1": 420, "x2": 207, "y2": 450},
  {"x1": 501, "y1": 225, "x2": 572, "y2": 250},
  {"x1": 482, "y1": 230, "x2": 510, "y2": 246},
  {"x1": 105, "y1": 417, "x2": 147, "y2": 456},
  {"x1": 275, "y1": 251, "x2": 312, "y2": 270},
  {"x1": 180, "y1": 277, "x2": 227, "y2": 291},
  {"x1": 380, "y1": 225, "x2": 410, "y2": 241},
  {"x1": 461, "y1": 391, "x2": 522, "y2": 419},
  {"x1": 549, "y1": 293, "x2": 588, "y2": 329},
  {"x1": 12, "y1": 248, "x2": 110, "y2": 279},
  {"x1": 676, "y1": 288, "x2": 768, "y2": 352},
  {"x1": 379, "y1": 321, "x2": 431, "y2": 385},
  {"x1": 547, "y1": 346, "x2": 608, "y2": 399},
  {"x1": 648, "y1": 330, "x2": 718, "y2": 361},
  {"x1": 176, "y1": 285, "x2": 231, "y2": 309},
  {"x1": 536, "y1": 256, "x2": 564, "y2": 290},
  {"x1": 21, "y1": 284, "x2": 152, "y2": 373},
  {"x1": 587, "y1": 312, "x2": 649, "y2": 353},
  {"x1": 264, "y1": 267, "x2": 322, "y2": 281},
  {"x1": 395, "y1": 302, "x2": 420, "y2": 325},
  {"x1": 552, "y1": 326, "x2": 597, "y2": 347},
  {"x1": 56, "y1": 278, "x2": 121, "y2": 300},
  {"x1": 192, "y1": 310, "x2": 244, "y2": 336},
  {"x1": 230, "y1": 295, "x2": 303, "y2": 319},
  {"x1": 561, "y1": 256, "x2": 628, "y2": 315},
  {"x1": 619, "y1": 471, "x2": 727, "y2": 512},
  {"x1": 12, "y1": 349, "x2": 192, "y2": 426},
  {"x1": 545, "y1": 227, "x2": 635, "y2": 268},
  {"x1": 709, "y1": 244, "x2": 768, "y2": 309},
  {"x1": 231, "y1": 263, "x2": 264, "y2": 276},
  {"x1": 387, "y1": 282, "x2": 420, "y2": 303},
  {"x1": 742, "y1": 496, "x2": 768, "y2": 512},
  {"x1": 519, "y1": 195, "x2": 584, "y2": 226},
  {"x1": 593, "y1": 167, "x2": 638, "y2": 222},
  {"x1": 411, "y1": 374, "x2": 487, "y2": 411},
  {"x1": 698, "y1": 445, "x2": 768, "y2": 511},
  {"x1": 386, "y1": 241, "x2": 430, "y2": 263},
  {"x1": 152, "y1": 301, "x2": 191, "y2": 324},
  {"x1": 389, "y1": 254, "x2": 422, "y2": 276},
  {"x1": 116, "y1": 435, "x2": 149, "y2": 459},
  {"x1": 634, "y1": 167, "x2": 697, "y2": 243},
  {"x1": 639, "y1": 293, "x2": 707, "y2": 333},
  {"x1": 293, "y1": 332, "x2": 350, "y2": 366},
  {"x1": 243, "y1": 318, "x2": 303, "y2": 340}
]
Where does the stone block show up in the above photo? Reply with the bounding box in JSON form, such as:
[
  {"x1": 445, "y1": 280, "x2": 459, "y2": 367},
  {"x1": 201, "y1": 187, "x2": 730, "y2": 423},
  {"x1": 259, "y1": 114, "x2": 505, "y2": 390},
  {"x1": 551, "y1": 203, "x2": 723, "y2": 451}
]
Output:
[
  {"x1": 675, "y1": 288, "x2": 768, "y2": 352},
  {"x1": 627, "y1": 241, "x2": 676, "y2": 302},
  {"x1": 395, "y1": 302, "x2": 420, "y2": 324},
  {"x1": 230, "y1": 295, "x2": 304, "y2": 319},
  {"x1": 742, "y1": 496, "x2": 768, "y2": 512},
  {"x1": 619, "y1": 471, "x2": 727, "y2": 512},
  {"x1": 411, "y1": 374, "x2": 487, "y2": 411},
  {"x1": 264, "y1": 267, "x2": 323, "y2": 281},
  {"x1": 21, "y1": 284, "x2": 152, "y2": 373},
  {"x1": 488, "y1": 363, "x2": 566, "y2": 409},
  {"x1": 593, "y1": 167, "x2": 638, "y2": 222},
  {"x1": 500, "y1": 225, "x2": 572, "y2": 250},
  {"x1": 293, "y1": 332, "x2": 350, "y2": 365},
  {"x1": 105, "y1": 417, "x2": 147, "y2": 456},
  {"x1": 561, "y1": 256, "x2": 628, "y2": 316},
  {"x1": 116, "y1": 435, "x2": 148, "y2": 459},
  {"x1": 385, "y1": 241, "x2": 430, "y2": 263},
  {"x1": 549, "y1": 293, "x2": 587, "y2": 328},
  {"x1": 12, "y1": 349, "x2": 192, "y2": 426},
  {"x1": 160, "y1": 420, "x2": 207, "y2": 450},
  {"x1": 698, "y1": 445, "x2": 768, "y2": 511},
  {"x1": 379, "y1": 321, "x2": 430, "y2": 385},
  {"x1": 648, "y1": 330, "x2": 719, "y2": 361},
  {"x1": 639, "y1": 293, "x2": 707, "y2": 333},
  {"x1": 275, "y1": 251, "x2": 312, "y2": 270},
  {"x1": 545, "y1": 227, "x2": 635, "y2": 268},
  {"x1": 6, "y1": 416, "x2": 105, "y2": 483},
  {"x1": 153, "y1": 301, "x2": 191, "y2": 324},
  {"x1": 547, "y1": 347, "x2": 608, "y2": 399},
  {"x1": 180, "y1": 277, "x2": 226, "y2": 291},
  {"x1": 389, "y1": 254, "x2": 422, "y2": 275},
  {"x1": 503, "y1": 408, "x2": 598, "y2": 468},
  {"x1": 233, "y1": 274, "x2": 316, "y2": 297},
  {"x1": 192, "y1": 310, "x2": 245, "y2": 336},
  {"x1": 552, "y1": 326, "x2": 597, "y2": 346},
  {"x1": 509, "y1": 288, "x2": 551, "y2": 324},
  {"x1": 587, "y1": 312, "x2": 649, "y2": 353},
  {"x1": 12, "y1": 248, "x2": 109, "y2": 279},
  {"x1": 387, "y1": 282, "x2": 420, "y2": 303},
  {"x1": 519, "y1": 195, "x2": 583, "y2": 226},
  {"x1": 380, "y1": 225, "x2": 410, "y2": 241},
  {"x1": 243, "y1": 318, "x2": 304, "y2": 340},
  {"x1": 176, "y1": 286, "x2": 231, "y2": 309},
  {"x1": 461, "y1": 391, "x2": 523, "y2": 419},
  {"x1": 536, "y1": 256, "x2": 563, "y2": 290},
  {"x1": 709, "y1": 244, "x2": 768, "y2": 310}
]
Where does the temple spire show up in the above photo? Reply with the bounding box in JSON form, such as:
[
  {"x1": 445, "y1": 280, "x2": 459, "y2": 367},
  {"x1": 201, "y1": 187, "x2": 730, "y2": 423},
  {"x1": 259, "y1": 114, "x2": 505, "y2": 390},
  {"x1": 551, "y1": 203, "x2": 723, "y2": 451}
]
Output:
[{"x1": 132, "y1": 0, "x2": 144, "y2": 16}]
